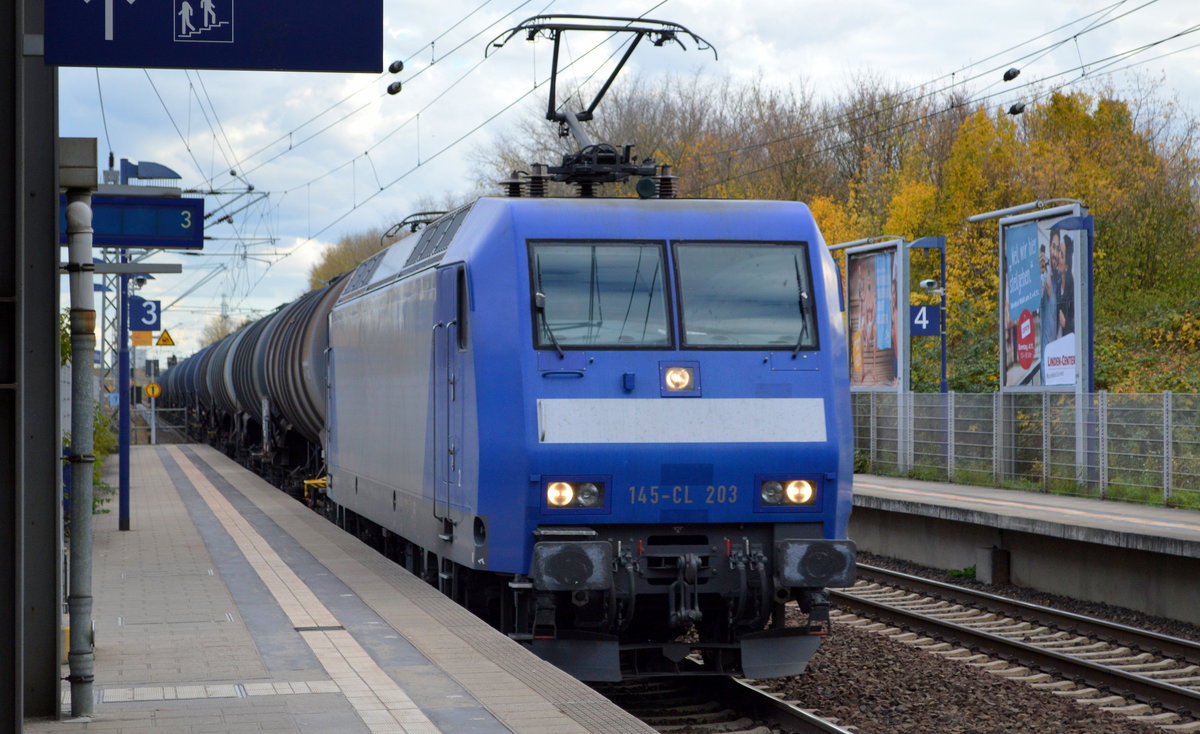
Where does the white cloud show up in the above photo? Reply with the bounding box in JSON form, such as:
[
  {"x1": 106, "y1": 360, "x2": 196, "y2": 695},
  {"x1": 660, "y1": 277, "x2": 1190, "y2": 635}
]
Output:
[{"x1": 58, "y1": 0, "x2": 1200, "y2": 356}]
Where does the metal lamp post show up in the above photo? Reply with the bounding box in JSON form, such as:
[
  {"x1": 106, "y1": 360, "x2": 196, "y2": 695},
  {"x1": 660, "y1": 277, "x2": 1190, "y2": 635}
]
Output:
[{"x1": 911, "y1": 236, "x2": 948, "y2": 393}]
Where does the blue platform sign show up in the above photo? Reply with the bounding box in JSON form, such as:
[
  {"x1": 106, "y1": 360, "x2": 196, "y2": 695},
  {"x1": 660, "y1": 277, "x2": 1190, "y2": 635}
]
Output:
[
  {"x1": 45, "y1": 0, "x2": 382, "y2": 72},
  {"x1": 128, "y1": 296, "x2": 162, "y2": 332},
  {"x1": 58, "y1": 195, "x2": 205, "y2": 249},
  {"x1": 910, "y1": 304, "x2": 941, "y2": 337}
]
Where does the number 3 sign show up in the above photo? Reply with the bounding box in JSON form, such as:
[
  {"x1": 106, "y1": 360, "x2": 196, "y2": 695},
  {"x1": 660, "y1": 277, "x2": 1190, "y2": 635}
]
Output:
[{"x1": 128, "y1": 296, "x2": 162, "y2": 332}]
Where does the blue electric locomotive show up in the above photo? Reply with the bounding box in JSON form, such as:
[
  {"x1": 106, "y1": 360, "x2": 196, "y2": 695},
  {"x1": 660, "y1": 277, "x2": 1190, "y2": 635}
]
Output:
[
  {"x1": 163, "y1": 15, "x2": 857, "y2": 680},
  {"x1": 321, "y1": 194, "x2": 855, "y2": 679}
]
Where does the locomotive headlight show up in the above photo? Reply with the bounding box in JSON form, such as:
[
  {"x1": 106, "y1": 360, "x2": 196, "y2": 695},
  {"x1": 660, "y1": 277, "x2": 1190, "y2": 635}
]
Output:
[
  {"x1": 785, "y1": 480, "x2": 816, "y2": 504},
  {"x1": 547, "y1": 482, "x2": 575, "y2": 507},
  {"x1": 544, "y1": 480, "x2": 606, "y2": 509},
  {"x1": 576, "y1": 482, "x2": 601, "y2": 507},
  {"x1": 663, "y1": 366, "x2": 694, "y2": 391},
  {"x1": 760, "y1": 478, "x2": 819, "y2": 506}
]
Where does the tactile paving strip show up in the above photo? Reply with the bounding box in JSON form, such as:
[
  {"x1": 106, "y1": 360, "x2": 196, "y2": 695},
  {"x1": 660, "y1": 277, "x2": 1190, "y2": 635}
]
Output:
[{"x1": 167, "y1": 446, "x2": 441, "y2": 734}]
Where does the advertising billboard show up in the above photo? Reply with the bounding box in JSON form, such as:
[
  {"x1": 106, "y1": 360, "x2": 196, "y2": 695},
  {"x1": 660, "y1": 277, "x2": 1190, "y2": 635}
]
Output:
[
  {"x1": 999, "y1": 206, "x2": 1092, "y2": 390},
  {"x1": 846, "y1": 243, "x2": 908, "y2": 390}
]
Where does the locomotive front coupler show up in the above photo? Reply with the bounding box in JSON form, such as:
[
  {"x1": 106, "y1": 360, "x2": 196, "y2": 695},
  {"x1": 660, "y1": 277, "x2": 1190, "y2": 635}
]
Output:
[{"x1": 667, "y1": 553, "x2": 703, "y2": 628}]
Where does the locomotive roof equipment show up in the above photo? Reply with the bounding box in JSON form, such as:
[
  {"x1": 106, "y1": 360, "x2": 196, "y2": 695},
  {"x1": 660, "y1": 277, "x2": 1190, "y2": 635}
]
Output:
[{"x1": 489, "y1": 15, "x2": 716, "y2": 193}]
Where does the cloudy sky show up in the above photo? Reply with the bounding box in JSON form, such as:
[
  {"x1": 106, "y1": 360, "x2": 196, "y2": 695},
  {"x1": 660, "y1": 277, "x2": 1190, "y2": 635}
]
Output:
[{"x1": 56, "y1": 0, "x2": 1200, "y2": 360}]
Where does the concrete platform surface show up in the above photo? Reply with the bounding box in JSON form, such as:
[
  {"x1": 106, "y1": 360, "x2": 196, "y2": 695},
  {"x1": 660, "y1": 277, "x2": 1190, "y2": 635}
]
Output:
[
  {"x1": 853, "y1": 474, "x2": 1200, "y2": 559},
  {"x1": 26, "y1": 444, "x2": 652, "y2": 734}
]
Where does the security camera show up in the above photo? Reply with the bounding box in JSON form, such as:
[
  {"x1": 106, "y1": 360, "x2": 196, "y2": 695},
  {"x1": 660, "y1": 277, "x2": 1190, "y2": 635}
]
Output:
[
  {"x1": 134, "y1": 276, "x2": 148, "y2": 289},
  {"x1": 919, "y1": 279, "x2": 939, "y2": 291}
]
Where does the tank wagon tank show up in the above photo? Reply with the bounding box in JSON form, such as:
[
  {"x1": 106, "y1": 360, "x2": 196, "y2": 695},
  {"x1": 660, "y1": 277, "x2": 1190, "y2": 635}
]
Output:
[
  {"x1": 162, "y1": 276, "x2": 348, "y2": 488},
  {"x1": 163, "y1": 15, "x2": 857, "y2": 681}
]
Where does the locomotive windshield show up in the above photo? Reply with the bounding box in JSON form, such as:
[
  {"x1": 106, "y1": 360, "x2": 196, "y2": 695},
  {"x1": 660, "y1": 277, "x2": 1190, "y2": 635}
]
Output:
[
  {"x1": 675, "y1": 242, "x2": 818, "y2": 349},
  {"x1": 531, "y1": 241, "x2": 671, "y2": 348}
]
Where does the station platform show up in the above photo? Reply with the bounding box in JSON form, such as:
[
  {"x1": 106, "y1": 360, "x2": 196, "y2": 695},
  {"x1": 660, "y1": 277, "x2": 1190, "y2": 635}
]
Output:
[
  {"x1": 26, "y1": 444, "x2": 653, "y2": 734},
  {"x1": 849, "y1": 474, "x2": 1200, "y2": 624}
]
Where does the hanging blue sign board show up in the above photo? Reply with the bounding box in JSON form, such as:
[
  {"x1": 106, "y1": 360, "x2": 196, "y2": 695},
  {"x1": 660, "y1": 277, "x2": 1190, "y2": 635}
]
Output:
[
  {"x1": 45, "y1": 0, "x2": 382, "y2": 72},
  {"x1": 58, "y1": 194, "x2": 205, "y2": 249}
]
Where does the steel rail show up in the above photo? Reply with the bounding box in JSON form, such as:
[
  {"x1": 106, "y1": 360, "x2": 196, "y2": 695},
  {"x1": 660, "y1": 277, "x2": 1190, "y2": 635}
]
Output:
[
  {"x1": 831, "y1": 586, "x2": 1200, "y2": 718},
  {"x1": 599, "y1": 675, "x2": 855, "y2": 734},
  {"x1": 698, "y1": 676, "x2": 857, "y2": 734},
  {"x1": 855, "y1": 564, "x2": 1200, "y2": 665}
]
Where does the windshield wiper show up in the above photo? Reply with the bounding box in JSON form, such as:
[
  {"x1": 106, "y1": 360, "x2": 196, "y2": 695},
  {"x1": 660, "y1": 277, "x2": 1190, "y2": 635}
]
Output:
[
  {"x1": 793, "y1": 253, "x2": 811, "y2": 357},
  {"x1": 534, "y1": 292, "x2": 565, "y2": 358},
  {"x1": 534, "y1": 254, "x2": 565, "y2": 358}
]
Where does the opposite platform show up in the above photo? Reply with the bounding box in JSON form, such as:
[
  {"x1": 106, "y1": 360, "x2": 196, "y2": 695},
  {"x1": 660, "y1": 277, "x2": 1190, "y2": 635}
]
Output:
[
  {"x1": 849, "y1": 473, "x2": 1200, "y2": 625},
  {"x1": 853, "y1": 474, "x2": 1200, "y2": 559},
  {"x1": 26, "y1": 444, "x2": 653, "y2": 734}
]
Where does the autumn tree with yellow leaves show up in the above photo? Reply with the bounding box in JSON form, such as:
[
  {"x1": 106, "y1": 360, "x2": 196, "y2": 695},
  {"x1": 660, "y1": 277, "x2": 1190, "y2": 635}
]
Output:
[{"x1": 318, "y1": 73, "x2": 1198, "y2": 392}]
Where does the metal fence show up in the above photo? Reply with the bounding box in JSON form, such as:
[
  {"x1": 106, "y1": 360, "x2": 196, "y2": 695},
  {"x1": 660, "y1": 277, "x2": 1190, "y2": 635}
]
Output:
[
  {"x1": 852, "y1": 391, "x2": 1200, "y2": 508},
  {"x1": 130, "y1": 405, "x2": 190, "y2": 445}
]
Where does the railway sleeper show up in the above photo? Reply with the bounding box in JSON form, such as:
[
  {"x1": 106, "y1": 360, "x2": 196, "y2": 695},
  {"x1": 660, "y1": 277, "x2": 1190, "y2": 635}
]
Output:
[
  {"x1": 983, "y1": 665, "x2": 1032, "y2": 678},
  {"x1": 1077, "y1": 650, "x2": 1149, "y2": 662},
  {"x1": 1098, "y1": 702, "x2": 1152, "y2": 715},
  {"x1": 1041, "y1": 640, "x2": 1112, "y2": 653},
  {"x1": 627, "y1": 696, "x2": 715, "y2": 710},
  {"x1": 1051, "y1": 687, "x2": 1103, "y2": 698},
  {"x1": 1074, "y1": 694, "x2": 1128, "y2": 706},
  {"x1": 1154, "y1": 674, "x2": 1200, "y2": 684},
  {"x1": 1031, "y1": 680, "x2": 1077, "y2": 690},
  {"x1": 1148, "y1": 665, "x2": 1200, "y2": 677},
  {"x1": 640, "y1": 708, "x2": 739, "y2": 725},
  {"x1": 655, "y1": 717, "x2": 758, "y2": 733},
  {"x1": 1009, "y1": 673, "x2": 1054, "y2": 683},
  {"x1": 1130, "y1": 712, "x2": 1183, "y2": 723},
  {"x1": 1035, "y1": 636, "x2": 1097, "y2": 649}
]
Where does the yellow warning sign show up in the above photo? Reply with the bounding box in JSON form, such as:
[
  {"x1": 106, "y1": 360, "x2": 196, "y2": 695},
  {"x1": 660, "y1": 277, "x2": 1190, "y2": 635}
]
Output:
[
  {"x1": 145, "y1": 382, "x2": 161, "y2": 399},
  {"x1": 131, "y1": 330, "x2": 152, "y2": 346},
  {"x1": 156, "y1": 330, "x2": 175, "y2": 347}
]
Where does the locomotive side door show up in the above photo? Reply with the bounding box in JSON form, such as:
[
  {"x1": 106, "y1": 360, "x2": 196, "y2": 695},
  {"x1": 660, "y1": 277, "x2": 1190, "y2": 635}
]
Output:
[{"x1": 433, "y1": 264, "x2": 465, "y2": 540}]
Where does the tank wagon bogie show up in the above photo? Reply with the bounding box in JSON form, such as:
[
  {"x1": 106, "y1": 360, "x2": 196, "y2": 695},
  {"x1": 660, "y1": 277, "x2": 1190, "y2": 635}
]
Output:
[{"x1": 163, "y1": 195, "x2": 857, "y2": 681}]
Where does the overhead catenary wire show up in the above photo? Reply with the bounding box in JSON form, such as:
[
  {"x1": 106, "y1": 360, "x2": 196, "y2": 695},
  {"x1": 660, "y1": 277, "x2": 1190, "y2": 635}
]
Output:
[
  {"x1": 94, "y1": 69, "x2": 114, "y2": 160},
  {"x1": 171, "y1": 70, "x2": 276, "y2": 305},
  {"x1": 279, "y1": 0, "x2": 1148, "y2": 206},
  {"x1": 694, "y1": 21, "x2": 1200, "y2": 195},
  {"x1": 233, "y1": 0, "x2": 543, "y2": 178},
  {"x1": 708, "y1": 0, "x2": 1167, "y2": 161},
  {"x1": 272, "y1": 0, "x2": 672, "y2": 263}
]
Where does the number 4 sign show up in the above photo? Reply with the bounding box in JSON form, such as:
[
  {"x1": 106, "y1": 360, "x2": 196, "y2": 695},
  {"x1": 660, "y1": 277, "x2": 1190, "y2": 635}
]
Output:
[
  {"x1": 910, "y1": 304, "x2": 941, "y2": 337},
  {"x1": 128, "y1": 295, "x2": 162, "y2": 332}
]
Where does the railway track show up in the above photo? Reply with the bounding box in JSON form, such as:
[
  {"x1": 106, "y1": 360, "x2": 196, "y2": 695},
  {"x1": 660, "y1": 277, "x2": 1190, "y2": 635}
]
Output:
[
  {"x1": 832, "y1": 564, "x2": 1200, "y2": 726},
  {"x1": 596, "y1": 676, "x2": 856, "y2": 733}
]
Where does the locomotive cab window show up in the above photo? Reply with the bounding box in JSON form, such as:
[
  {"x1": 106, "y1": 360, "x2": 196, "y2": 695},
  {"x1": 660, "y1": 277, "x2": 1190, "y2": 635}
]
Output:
[
  {"x1": 674, "y1": 242, "x2": 818, "y2": 350},
  {"x1": 530, "y1": 241, "x2": 671, "y2": 349}
]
